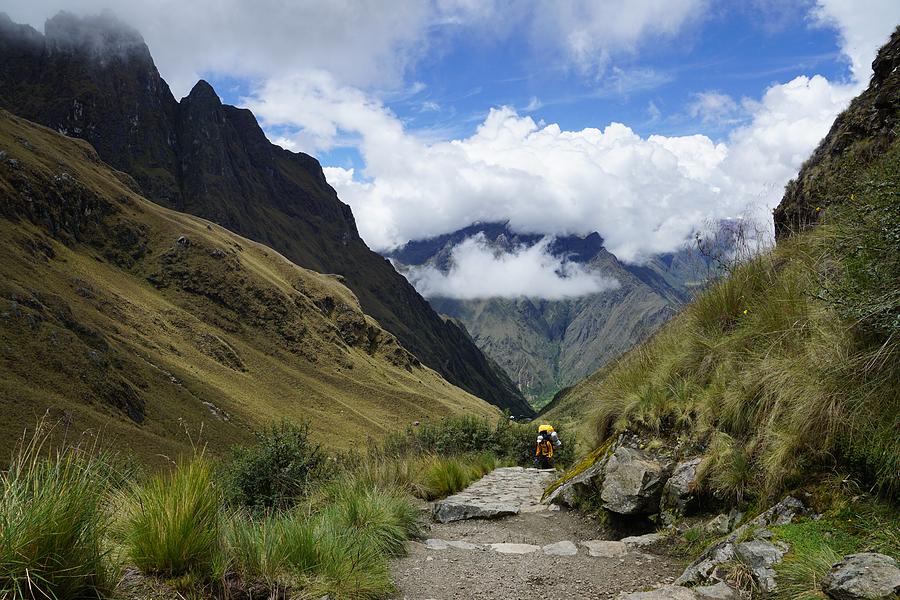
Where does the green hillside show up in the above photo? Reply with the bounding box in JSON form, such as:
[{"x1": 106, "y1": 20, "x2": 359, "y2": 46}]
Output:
[
  {"x1": 545, "y1": 28, "x2": 900, "y2": 498},
  {"x1": 0, "y1": 110, "x2": 497, "y2": 462}
]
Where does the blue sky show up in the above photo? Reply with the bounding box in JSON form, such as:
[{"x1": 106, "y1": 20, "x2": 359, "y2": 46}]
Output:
[{"x1": 7, "y1": 0, "x2": 900, "y2": 296}]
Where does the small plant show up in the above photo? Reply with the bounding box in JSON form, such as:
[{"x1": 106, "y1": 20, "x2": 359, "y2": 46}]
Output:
[
  {"x1": 0, "y1": 426, "x2": 117, "y2": 600},
  {"x1": 222, "y1": 420, "x2": 328, "y2": 510},
  {"x1": 119, "y1": 457, "x2": 221, "y2": 578}
]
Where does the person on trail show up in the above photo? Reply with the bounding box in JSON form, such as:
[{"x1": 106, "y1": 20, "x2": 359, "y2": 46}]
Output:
[{"x1": 534, "y1": 424, "x2": 561, "y2": 469}]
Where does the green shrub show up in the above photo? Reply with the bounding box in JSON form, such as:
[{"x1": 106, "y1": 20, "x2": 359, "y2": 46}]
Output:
[
  {"x1": 120, "y1": 457, "x2": 221, "y2": 578},
  {"x1": 0, "y1": 429, "x2": 117, "y2": 599},
  {"x1": 222, "y1": 420, "x2": 328, "y2": 510},
  {"x1": 421, "y1": 457, "x2": 471, "y2": 500}
]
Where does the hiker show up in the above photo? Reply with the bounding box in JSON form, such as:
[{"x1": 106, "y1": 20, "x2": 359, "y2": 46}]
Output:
[{"x1": 534, "y1": 424, "x2": 561, "y2": 469}]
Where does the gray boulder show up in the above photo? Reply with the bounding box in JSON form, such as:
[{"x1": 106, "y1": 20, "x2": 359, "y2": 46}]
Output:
[
  {"x1": 694, "y1": 582, "x2": 741, "y2": 600},
  {"x1": 703, "y1": 509, "x2": 744, "y2": 536},
  {"x1": 432, "y1": 500, "x2": 517, "y2": 523},
  {"x1": 733, "y1": 539, "x2": 789, "y2": 593},
  {"x1": 823, "y1": 553, "x2": 900, "y2": 600},
  {"x1": 601, "y1": 447, "x2": 668, "y2": 515},
  {"x1": 544, "y1": 442, "x2": 616, "y2": 506},
  {"x1": 661, "y1": 457, "x2": 701, "y2": 512}
]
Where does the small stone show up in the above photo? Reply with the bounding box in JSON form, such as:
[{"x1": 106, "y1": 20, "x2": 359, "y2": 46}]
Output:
[
  {"x1": 490, "y1": 543, "x2": 540, "y2": 554},
  {"x1": 581, "y1": 540, "x2": 628, "y2": 558},
  {"x1": 615, "y1": 584, "x2": 698, "y2": 599},
  {"x1": 622, "y1": 532, "x2": 664, "y2": 550},
  {"x1": 823, "y1": 553, "x2": 900, "y2": 600},
  {"x1": 176, "y1": 235, "x2": 190, "y2": 247},
  {"x1": 424, "y1": 538, "x2": 448, "y2": 550},
  {"x1": 542, "y1": 541, "x2": 578, "y2": 556}
]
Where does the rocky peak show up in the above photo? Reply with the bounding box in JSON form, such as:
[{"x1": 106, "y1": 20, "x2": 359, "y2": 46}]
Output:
[
  {"x1": 44, "y1": 11, "x2": 151, "y2": 64},
  {"x1": 184, "y1": 80, "x2": 222, "y2": 108}
]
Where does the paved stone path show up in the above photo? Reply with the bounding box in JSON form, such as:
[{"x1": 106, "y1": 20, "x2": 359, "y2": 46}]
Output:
[
  {"x1": 391, "y1": 467, "x2": 685, "y2": 599},
  {"x1": 432, "y1": 467, "x2": 555, "y2": 522}
]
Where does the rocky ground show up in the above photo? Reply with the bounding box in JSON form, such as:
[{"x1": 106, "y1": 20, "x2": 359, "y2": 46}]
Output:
[{"x1": 389, "y1": 467, "x2": 685, "y2": 600}]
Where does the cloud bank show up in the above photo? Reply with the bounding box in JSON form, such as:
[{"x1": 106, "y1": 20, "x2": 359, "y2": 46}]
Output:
[{"x1": 404, "y1": 234, "x2": 620, "y2": 300}]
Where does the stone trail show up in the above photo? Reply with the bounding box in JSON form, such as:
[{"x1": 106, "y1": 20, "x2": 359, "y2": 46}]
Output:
[{"x1": 390, "y1": 467, "x2": 684, "y2": 600}]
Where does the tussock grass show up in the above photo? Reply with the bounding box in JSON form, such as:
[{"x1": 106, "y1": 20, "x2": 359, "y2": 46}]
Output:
[
  {"x1": 576, "y1": 220, "x2": 899, "y2": 500},
  {"x1": 0, "y1": 426, "x2": 117, "y2": 599},
  {"x1": 119, "y1": 457, "x2": 221, "y2": 578}
]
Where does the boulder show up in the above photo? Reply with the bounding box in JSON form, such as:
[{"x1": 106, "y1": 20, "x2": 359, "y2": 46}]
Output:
[
  {"x1": 544, "y1": 445, "x2": 614, "y2": 506},
  {"x1": 823, "y1": 553, "x2": 900, "y2": 600},
  {"x1": 601, "y1": 447, "x2": 668, "y2": 514},
  {"x1": 432, "y1": 500, "x2": 518, "y2": 523},
  {"x1": 733, "y1": 539, "x2": 788, "y2": 593},
  {"x1": 661, "y1": 457, "x2": 701, "y2": 512}
]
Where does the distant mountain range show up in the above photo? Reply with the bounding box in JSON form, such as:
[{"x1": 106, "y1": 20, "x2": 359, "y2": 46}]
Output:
[
  {"x1": 388, "y1": 222, "x2": 710, "y2": 407},
  {"x1": 0, "y1": 11, "x2": 532, "y2": 416}
]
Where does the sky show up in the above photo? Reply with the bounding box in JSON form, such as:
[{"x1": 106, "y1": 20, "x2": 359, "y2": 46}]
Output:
[{"x1": 5, "y1": 0, "x2": 900, "y2": 299}]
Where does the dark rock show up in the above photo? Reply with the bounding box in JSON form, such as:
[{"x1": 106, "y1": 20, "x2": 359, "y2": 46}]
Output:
[
  {"x1": 601, "y1": 447, "x2": 668, "y2": 515},
  {"x1": 661, "y1": 457, "x2": 701, "y2": 513},
  {"x1": 823, "y1": 553, "x2": 900, "y2": 600},
  {"x1": 176, "y1": 235, "x2": 190, "y2": 247}
]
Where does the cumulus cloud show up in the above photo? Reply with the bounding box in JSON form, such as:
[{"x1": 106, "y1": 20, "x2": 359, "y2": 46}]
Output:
[
  {"x1": 404, "y1": 234, "x2": 620, "y2": 300},
  {"x1": 688, "y1": 91, "x2": 741, "y2": 123},
  {"x1": 250, "y1": 0, "x2": 898, "y2": 269}
]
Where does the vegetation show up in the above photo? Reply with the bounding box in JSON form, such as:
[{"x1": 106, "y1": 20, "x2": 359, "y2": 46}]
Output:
[
  {"x1": 0, "y1": 109, "x2": 497, "y2": 464},
  {"x1": 546, "y1": 146, "x2": 900, "y2": 502},
  {"x1": 2, "y1": 412, "x2": 568, "y2": 599},
  {"x1": 222, "y1": 421, "x2": 329, "y2": 511},
  {"x1": 0, "y1": 427, "x2": 116, "y2": 600},
  {"x1": 383, "y1": 414, "x2": 575, "y2": 468}
]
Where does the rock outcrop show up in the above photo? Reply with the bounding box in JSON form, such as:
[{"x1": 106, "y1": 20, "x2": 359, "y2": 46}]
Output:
[
  {"x1": 774, "y1": 26, "x2": 900, "y2": 238},
  {"x1": 600, "y1": 447, "x2": 669, "y2": 515},
  {"x1": 823, "y1": 553, "x2": 900, "y2": 600},
  {"x1": 661, "y1": 457, "x2": 701, "y2": 513}
]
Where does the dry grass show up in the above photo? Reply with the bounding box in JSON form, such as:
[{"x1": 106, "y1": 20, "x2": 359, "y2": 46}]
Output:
[{"x1": 0, "y1": 109, "x2": 497, "y2": 464}]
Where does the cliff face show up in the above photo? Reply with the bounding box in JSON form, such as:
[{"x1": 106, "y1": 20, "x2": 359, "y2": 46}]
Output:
[
  {"x1": 0, "y1": 12, "x2": 532, "y2": 415},
  {"x1": 775, "y1": 26, "x2": 900, "y2": 239}
]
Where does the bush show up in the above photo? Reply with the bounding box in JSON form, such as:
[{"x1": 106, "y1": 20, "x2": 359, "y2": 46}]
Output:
[
  {"x1": 119, "y1": 457, "x2": 221, "y2": 578},
  {"x1": 0, "y1": 429, "x2": 116, "y2": 600},
  {"x1": 382, "y1": 415, "x2": 575, "y2": 469},
  {"x1": 222, "y1": 421, "x2": 328, "y2": 510}
]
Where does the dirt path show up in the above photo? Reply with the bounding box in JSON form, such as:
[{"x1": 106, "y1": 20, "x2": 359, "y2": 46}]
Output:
[{"x1": 390, "y1": 467, "x2": 684, "y2": 600}]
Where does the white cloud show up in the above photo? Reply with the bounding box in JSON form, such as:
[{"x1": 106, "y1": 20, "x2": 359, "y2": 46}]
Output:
[
  {"x1": 404, "y1": 234, "x2": 620, "y2": 299},
  {"x1": 688, "y1": 91, "x2": 740, "y2": 123},
  {"x1": 811, "y1": 0, "x2": 900, "y2": 81},
  {"x1": 532, "y1": 0, "x2": 709, "y2": 76},
  {"x1": 258, "y1": 70, "x2": 855, "y2": 263}
]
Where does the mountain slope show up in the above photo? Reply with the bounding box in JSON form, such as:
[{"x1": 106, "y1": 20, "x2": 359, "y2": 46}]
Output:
[
  {"x1": 0, "y1": 109, "x2": 498, "y2": 461},
  {"x1": 544, "y1": 28, "x2": 900, "y2": 495},
  {"x1": 0, "y1": 11, "x2": 531, "y2": 416},
  {"x1": 389, "y1": 223, "x2": 705, "y2": 406}
]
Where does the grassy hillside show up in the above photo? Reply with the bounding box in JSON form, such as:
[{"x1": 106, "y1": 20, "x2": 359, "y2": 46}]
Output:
[
  {"x1": 545, "y1": 32, "x2": 900, "y2": 499},
  {"x1": 0, "y1": 109, "x2": 497, "y2": 462}
]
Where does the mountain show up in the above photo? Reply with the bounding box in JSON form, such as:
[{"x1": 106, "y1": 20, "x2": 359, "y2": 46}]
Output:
[
  {"x1": 387, "y1": 222, "x2": 708, "y2": 406},
  {"x1": 0, "y1": 109, "x2": 498, "y2": 460},
  {"x1": 0, "y1": 11, "x2": 532, "y2": 416}
]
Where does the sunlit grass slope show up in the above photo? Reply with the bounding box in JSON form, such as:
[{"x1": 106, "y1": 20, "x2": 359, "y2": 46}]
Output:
[
  {"x1": 545, "y1": 141, "x2": 900, "y2": 501},
  {"x1": 0, "y1": 110, "x2": 497, "y2": 462}
]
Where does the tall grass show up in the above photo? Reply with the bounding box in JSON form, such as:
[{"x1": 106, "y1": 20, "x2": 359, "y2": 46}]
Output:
[
  {"x1": 119, "y1": 457, "x2": 221, "y2": 578},
  {"x1": 583, "y1": 222, "x2": 900, "y2": 499},
  {"x1": 0, "y1": 427, "x2": 117, "y2": 600}
]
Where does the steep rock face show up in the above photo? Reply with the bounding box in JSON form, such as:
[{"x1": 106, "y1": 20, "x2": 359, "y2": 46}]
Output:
[
  {"x1": 775, "y1": 26, "x2": 900, "y2": 238},
  {"x1": 389, "y1": 222, "x2": 704, "y2": 405},
  {"x1": 0, "y1": 12, "x2": 531, "y2": 415}
]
